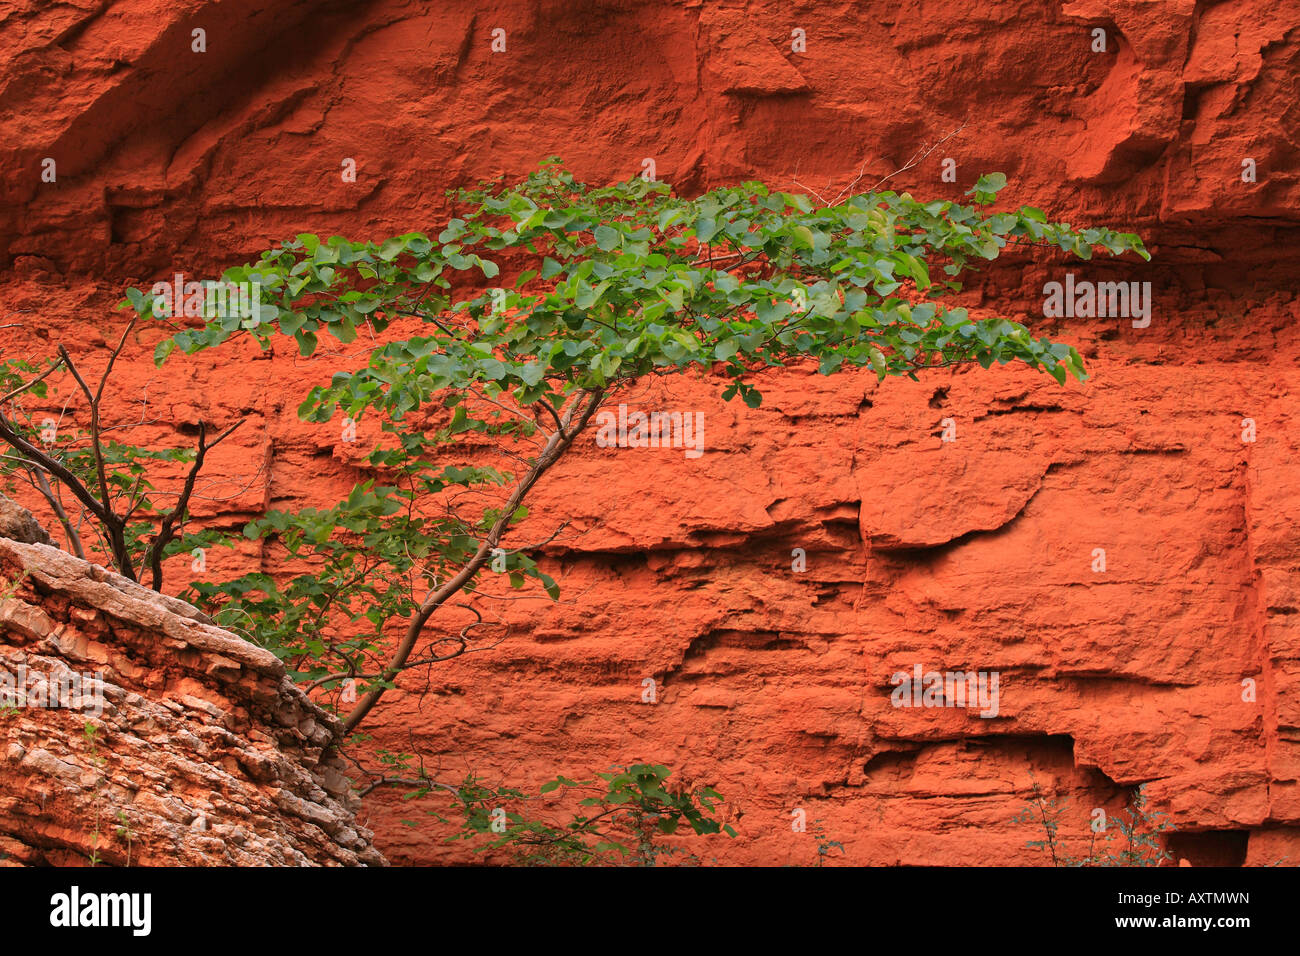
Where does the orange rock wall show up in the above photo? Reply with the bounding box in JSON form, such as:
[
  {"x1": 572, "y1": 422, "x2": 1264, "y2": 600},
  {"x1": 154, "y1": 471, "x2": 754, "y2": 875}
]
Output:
[{"x1": 2, "y1": 0, "x2": 1299, "y2": 864}]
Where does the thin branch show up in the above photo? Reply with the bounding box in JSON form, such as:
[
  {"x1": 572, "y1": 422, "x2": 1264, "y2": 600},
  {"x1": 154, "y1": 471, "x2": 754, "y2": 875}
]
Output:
[
  {"x1": 867, "y1": 123, "x2": 967, "y2": 193},
  {"x1": 145, "y1": 419, "x2": 244, "y2": 591},
  {"x1": 96, "y1": 317, "x2": 138, "y2": 406},
  {"x1": 341, "y1": 387, "x2": 605, "y2": 735},
  {"x1": 55, "y1": 346, "x2": 114, "y2": 522},
  {"x1": 35, "y1": 467, "x2": 86, "y2": 559},
  {"x1": 0, "y1": 412, "x2": 111, "y2": 528},
  {"x1": 535, "y1": 398, "x2": 565, "y2": 435},
  {"x1": 0, "y1": 357, "x2": 65, "y2": 406},
  {"x1": 790, "y1": 123, "x2": 968, "y2": 205}
]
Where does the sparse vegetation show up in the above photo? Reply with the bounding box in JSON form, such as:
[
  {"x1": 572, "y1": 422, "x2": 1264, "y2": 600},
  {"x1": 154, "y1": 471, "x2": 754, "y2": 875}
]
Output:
[{"x1": 1014, "y1": 780, "x2": 1175, "y2": 866}]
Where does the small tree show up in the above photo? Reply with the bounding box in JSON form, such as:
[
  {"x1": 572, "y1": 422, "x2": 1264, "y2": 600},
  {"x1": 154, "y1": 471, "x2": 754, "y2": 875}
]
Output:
[
  {"x1": 0, "y1": 325, "x2": 241, "y2": 589},
  {"x1": 97, "y1": 158, "x2": 1147, "y2": 734}
]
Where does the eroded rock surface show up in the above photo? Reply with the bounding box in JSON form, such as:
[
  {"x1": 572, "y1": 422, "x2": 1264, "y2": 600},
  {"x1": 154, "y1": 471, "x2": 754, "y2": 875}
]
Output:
[
  {"x1": 0, "y1": 0, "x2": 1297, "y2": 865},
  {"x1": 0, "y1": 536, "x2": 385, "y2": 866},
  {"x1": 0, "y1": 495, "x2": 53, "y2": 546}
]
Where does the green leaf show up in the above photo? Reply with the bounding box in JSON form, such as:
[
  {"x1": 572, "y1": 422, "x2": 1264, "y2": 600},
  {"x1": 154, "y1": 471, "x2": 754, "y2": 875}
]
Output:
[
  {"x1": 593, "y1": 225, "x2": 620, "y2": 251},
  {"x1": 153, "y1": 338, "x2": 175, "y2": 366},
  {"x1": 660, "y1": 286, "x2": 684, "y2": 313},
  {"x1": 970, "y1": 172, "x2": 1008, "y2": 197},
  {"x1": 518, "y1": 362, "x2": 545, "y2": 386}
]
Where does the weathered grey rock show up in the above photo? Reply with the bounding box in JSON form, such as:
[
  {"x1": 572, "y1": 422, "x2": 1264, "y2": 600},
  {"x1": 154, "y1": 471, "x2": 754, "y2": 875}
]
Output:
[{"x1": 0, "y1": 494, "x2": 53, "y2": 546}]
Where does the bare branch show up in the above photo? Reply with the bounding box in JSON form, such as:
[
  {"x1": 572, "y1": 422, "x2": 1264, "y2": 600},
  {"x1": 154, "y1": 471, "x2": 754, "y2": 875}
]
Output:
[
  {"x1": 34, "y1": 467, "x2": 86, "y2": 559},
  {"x1": 867, "y1": 123, "x2": 967, "y2": 193},
  {"x1": 145, "y1": 419, "x2": 244, "y2": 591},
  {"x1": 55, "y1": 346, "x2": 114, "y2": 519},
  {"x1": 0, "y1": 412, "x2": 111, "y2": 528},
  {"x1": 790, "y1": 123, "x2": 968, "y2": 205}
]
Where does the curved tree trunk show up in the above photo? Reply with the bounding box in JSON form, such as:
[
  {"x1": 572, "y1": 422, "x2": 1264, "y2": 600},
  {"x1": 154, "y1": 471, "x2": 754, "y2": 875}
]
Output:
[{"x1": 341, "y1": 387, "x2": 605, "y2": 734}]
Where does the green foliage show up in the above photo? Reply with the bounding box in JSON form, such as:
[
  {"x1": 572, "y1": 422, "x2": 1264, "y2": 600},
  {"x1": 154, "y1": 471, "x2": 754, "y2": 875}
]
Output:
[
  {"x1": 0, "y1": 569, "x2": 26, "y2": 602},
  {"x1": 810, "y1": 818, "x2": 845, "y2": 867},
  {"x1": 137, "y1": 157, "x2": 1146, "y2": 407},
  {"x1": 183, "y1": 469, "x2": 555, "y2": 707},
  {"x1": 82, "y1": 721, "x2": 105, "y2": 866},
  {"x1": 119, "y1": 158, "x2": 1148, "y2": 724},
  {"x1": 427, "y1": 763, "x2": 737, "y2": 866},
  {"x1": 1013, "y1": 781, "x2": 1175, "y2": 866},
  {"x1": 0, "y1": 359, "x2": 48, "y2": 401},
  {"x1": 114, "y1": 809, "x2": 137, "y2": 868}
]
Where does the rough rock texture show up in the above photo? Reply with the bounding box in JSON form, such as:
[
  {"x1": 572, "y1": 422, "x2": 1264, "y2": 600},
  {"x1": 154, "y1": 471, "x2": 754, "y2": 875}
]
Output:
[
  {"x1": 0, "y1": 0, "x2": 1298, "y2": 865},
  {"x1": 0, "y1": 534, "x2": 386, "y2": 865},
  {"x1": 0, "y1": 495, "x2": 53, "y2": 546}
]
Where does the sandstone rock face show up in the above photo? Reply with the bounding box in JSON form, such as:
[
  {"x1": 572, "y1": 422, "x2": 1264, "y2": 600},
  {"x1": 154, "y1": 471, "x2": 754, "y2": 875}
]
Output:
[
  {"x1": 0, "y1": 537, "x2": 385, "y2": 866},
  {"x1": 0, "y1": 0, "x2": 1298, "y2": 865}
]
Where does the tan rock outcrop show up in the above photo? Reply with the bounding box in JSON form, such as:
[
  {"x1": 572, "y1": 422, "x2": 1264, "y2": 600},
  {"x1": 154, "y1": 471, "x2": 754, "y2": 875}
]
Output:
[
  {"x1": 0, "y1": 495, "x2": 53, "y2": 546},
  {"x1": 0, "y1": 535, "x2": 385, "y2": 866}
]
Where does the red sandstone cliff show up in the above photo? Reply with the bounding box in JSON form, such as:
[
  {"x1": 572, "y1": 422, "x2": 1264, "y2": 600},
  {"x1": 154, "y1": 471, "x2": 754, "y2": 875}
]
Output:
[{"x1": 0, "y1": 0, "x2": 1298, "y2": 865}]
